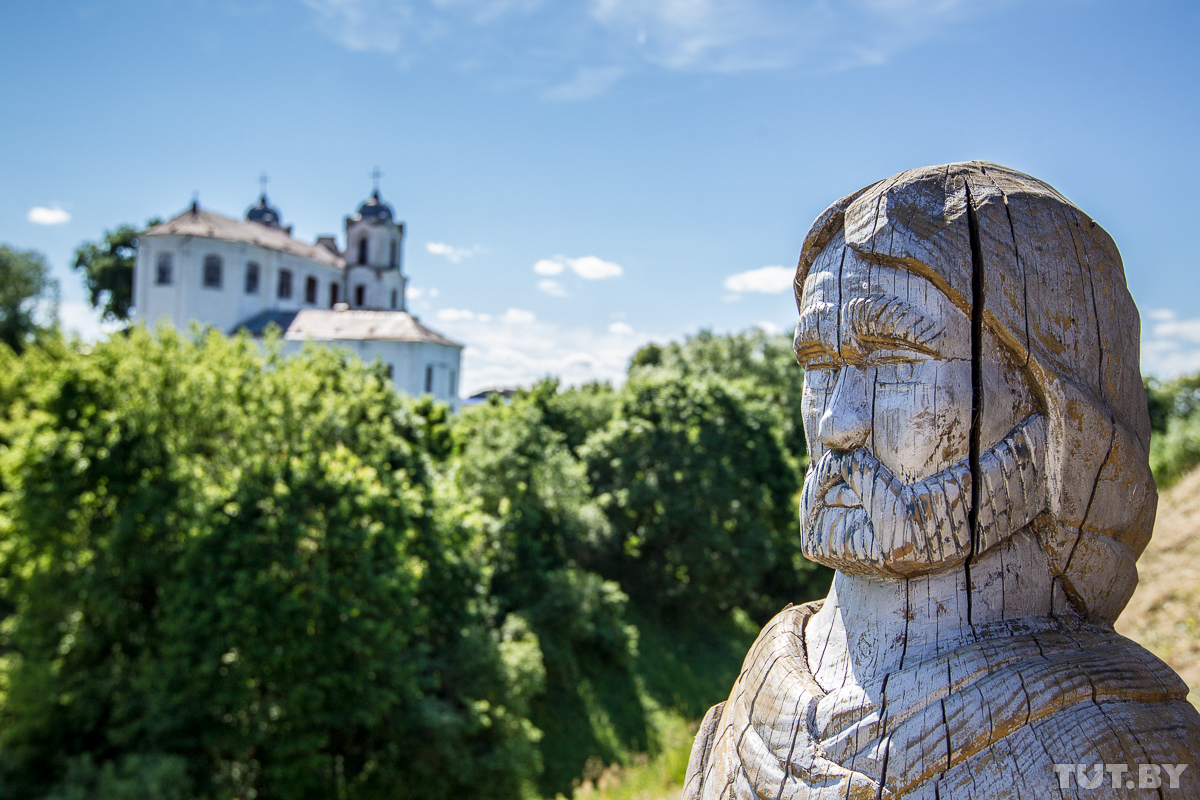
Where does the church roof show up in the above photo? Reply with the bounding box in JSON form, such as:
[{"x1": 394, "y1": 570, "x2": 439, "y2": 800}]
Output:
[
  {"x1": 145, "y1": 205, "x2": 345, "y2": 267},
  {"x1": 245, "y1": 194, "x2": 282, "y2": 228},
  {"x1": 351, "y1": 191, "x2": 395, "y2": 223},
  {"x1": 235, "y1": 309, "x2": 461, "y2": 348}
]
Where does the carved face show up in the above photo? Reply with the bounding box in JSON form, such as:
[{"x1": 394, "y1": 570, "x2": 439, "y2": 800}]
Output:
[{"x1": 795, "y1": 233, "x2": 1040, "y2": 576}]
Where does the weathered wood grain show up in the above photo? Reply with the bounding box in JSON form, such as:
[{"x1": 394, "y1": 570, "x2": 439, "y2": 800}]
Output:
[{"x1": 687, "y1": 163, "x2": 1200, "y2": 799}]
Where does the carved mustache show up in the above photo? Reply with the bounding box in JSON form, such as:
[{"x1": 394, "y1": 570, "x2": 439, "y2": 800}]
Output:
[{"x1": 800, "y1": 414, "x2": 1047, "y2": 576}]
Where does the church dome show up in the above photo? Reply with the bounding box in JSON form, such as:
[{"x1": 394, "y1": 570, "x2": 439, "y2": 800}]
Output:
[
  {"x1": 355, "y1": 191, "x2": 394, "y2": 223},
  {"x1": 246, "y1": 195, "x2": 282, "y2": 228}
]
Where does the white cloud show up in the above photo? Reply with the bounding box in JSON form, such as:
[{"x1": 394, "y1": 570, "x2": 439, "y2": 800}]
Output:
[
  {"x1": 426, "y1": 241, "x2": 478, "y2": 263},
  {"x1": 300, "y1": 0, "x2": 543, "y2": 56},
  {"x1": 533, "y1": 258, "x2": 564, "y2": 275},
  {"x1": 434, "y1": 310, "x2": 655, "y2": 395},
  {"x1": 535, "y1": 255, "x2": 624, "y2": 282},
  {"x1": 299, "y1": 0, "x2": 998, "y2": 100},
  {"x1": 1141, "y1": 308, "x2": 1200, "y2": 377},
  {"x1": 569, "y1": 255, "x2": 623, "y2": 280},
  {"x1": 543, "y1": 66, "x2": 625, "y2": 101},
  {"x1": 438, "y1": 307, "x2": 492, "y2": 322},
  {"x1": 607, "y1": 321, "x2": 633, "y2": 335},
  {"x1": 538, "y1": 279, "x2": 568, "y2": 296},
  {"x1": 756, "y1": 320, "x2": 781, "y2": 336},
  {"x1": 28, "y1": 205, "x2": 71, "y2": 225},
  {"x1": 589, "y1": 0, "x2": 988, "y2": 73},
  {"x1": 501, "y1": 308, "x2": 536, "y2": 324},
  {"x1": 406, "y1": 286, "x2": 440, "y2": 300},
  {"x1": 58, "y1": 301, "x2": 121, "y2": 341},
  {"x1": 724, "y1": 265, "x2": 793, "y2": 294}
]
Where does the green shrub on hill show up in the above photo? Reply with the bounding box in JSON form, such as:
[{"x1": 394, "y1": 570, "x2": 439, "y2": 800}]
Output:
[
  {"x1": 583, "y1": 366, "x2": 823, "y2": 622},
  {"x1": 0, "y1": 329, "x2": 537, "y2": 800},
  {"x1": 1146, "y1": 374, "x2": 1200, "y2": 487},
  {"x1": 0, "y1": 325, "x2": 833, "y2": 800}
]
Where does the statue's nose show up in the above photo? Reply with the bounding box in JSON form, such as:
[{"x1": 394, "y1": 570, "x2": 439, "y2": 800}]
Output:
[{"x1": 818, "y1": 367, "x2": 871, "y2": 452}]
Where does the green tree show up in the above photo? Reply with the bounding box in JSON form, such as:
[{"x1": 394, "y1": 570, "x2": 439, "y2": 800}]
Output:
[
  {"x1": 583, "y1": 367, "x2": 825, "y2": 622},
  {"x1": 520, "y1": 379, "x2": 618, "y2": 456},
  {"x1": 629, "y1": 328, "x2": 809, "y2": 465},
  {"x1": 0, "y1": 329, "x2": 537, "y2": 800},
  {"x1": 448, "y1": 393, "x2": 641, "y2": 796},
  {"x1": 72, "y1": 223, "x2": 155, "y2": 323},
  {"x1": 0, "y1": 245, "x2": 58, "y2": 354}
]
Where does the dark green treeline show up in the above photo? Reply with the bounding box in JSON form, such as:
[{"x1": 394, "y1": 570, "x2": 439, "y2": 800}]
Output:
[{"x1": 0, "y1": 326, "x2": 830, "y2": 800}]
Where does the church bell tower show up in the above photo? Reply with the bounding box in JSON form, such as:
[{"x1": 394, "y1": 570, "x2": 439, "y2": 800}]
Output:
[{"x1": 344, "y1": 175, "x2": 405, "y2": 312}]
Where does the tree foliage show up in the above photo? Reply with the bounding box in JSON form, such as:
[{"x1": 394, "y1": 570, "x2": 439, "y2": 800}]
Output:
[
  {"x1": 0, "y1": 245, "x2": 58, "y2": 354},
  {"x1": 72, "y1": 224, "x2": 148, "y2": 323},
  {"x1": 584, "y1": 367, "x2": 818, "y2": 621},
  {"x1": 446, "y1": 390, "x2": 639, "y2": 795},
  {"x1": 628, "y1": 328, "x2": 808, "y2": 464},
  {"x1": 0, "y1": 330, "x2": 536, "y2": 800},
  {"x1": 0, "y1": 324, "x2": 834, "y2": 799}
]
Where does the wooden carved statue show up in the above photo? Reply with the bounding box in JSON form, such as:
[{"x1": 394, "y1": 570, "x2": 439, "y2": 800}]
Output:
[{"x1": 683, "y1": 163, "x2": 1200, "y2": 798}]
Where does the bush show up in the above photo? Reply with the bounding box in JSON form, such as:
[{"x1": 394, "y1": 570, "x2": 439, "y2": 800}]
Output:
[
  {"x1": 0, "y1": 329, "x2": 537, "y2": 800},
  {"x1": 583, "y1": 367, "x2": 822, "y2": 621}
]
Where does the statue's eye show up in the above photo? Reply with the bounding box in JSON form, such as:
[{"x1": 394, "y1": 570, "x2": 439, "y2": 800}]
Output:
[
  {"x1": 804, "y1": 366, "x2": 839, "y2": 391},
  {"x1": 875, "y1": 362, "x2": 917, "y2": 386}
]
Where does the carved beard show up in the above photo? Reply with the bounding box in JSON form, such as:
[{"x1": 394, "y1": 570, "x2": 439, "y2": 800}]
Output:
[{"x1": 799, "y1": 414, "x2": 1047, "y2": 577}]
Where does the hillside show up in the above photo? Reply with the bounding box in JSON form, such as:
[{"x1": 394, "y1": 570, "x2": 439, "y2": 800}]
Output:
[{"x1": 1117, "y1": 468, "x2": 1200, "y2": 709}]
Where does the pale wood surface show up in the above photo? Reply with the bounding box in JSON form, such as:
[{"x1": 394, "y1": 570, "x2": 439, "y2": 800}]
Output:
[{"x1": 689, "y1": 163, "x2": 1200, "y2": 799}]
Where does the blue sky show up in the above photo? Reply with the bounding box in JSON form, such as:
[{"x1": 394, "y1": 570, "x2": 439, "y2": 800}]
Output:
[{"x1": 2, "y1": 0, "x2": 1199, "y2": 393}]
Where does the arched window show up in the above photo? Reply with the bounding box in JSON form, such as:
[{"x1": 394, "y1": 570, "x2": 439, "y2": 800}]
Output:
[
  {"x1": 390, "y1": 289, "x2": 397, "y2": 309},
  {"x1": 278, "y1": 269, "x2": 293, "y2": 299},
  {"x1": 155, "y1": 253, "x2": 173, "y2": 285},
  {"x1": 203, "y1": 255, "x2": 223, "y2": 288},
  {"x1": 357, "y1": 238, "x2": 368, "y2": 265},
  {"x1": 425, "y1": 365, "x2": 434, "y2": 393},
  {"x1": 305, "y1": 276, "x2": 318, "y2": 304},
  {"x1": 245, "y1": 262, "x2": 260, "y2": 294},
  {"x1": 389, "y1": 241, "x2": 397, "y2": 268},
  {"x1": 449, "y1": 369, "x2": 457, "y2": 397},
  {"x1": 355, "y1": 284, "x2": 365, "y2": 307},
  {"x1": 330, "y1": 283, "x2": 340, "y2": 307}
]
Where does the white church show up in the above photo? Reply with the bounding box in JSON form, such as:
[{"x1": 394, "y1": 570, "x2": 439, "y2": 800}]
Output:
[{"x1": 135, "y1": 188, "x2": 463, "y2": 411}]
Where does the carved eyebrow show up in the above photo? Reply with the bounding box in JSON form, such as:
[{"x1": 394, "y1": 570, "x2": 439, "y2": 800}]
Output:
[
  {"x1": 793, "y1": 302, "x2": 838, "y2": 364},
  {"x1": 845, "y1": 293, "x2": 945, "y2": 356}
]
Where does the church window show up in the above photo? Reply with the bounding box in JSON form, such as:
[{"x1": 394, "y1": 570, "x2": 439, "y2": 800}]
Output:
[
  {"x1": 305, "y1": 276, "x2": 318, "y2": 304},
  {"x1": 245, "y1": 262, "x2": 260, "y2": 294},
  {"x1": 385, "y1": 364, "x2": 394, "y2": 379},
  {"x1": 330, "y1": 283, "x2": 340, "y2": 307},
  {"x1": 278, "y1": 269, "x2": 293, "y2": 299},
  {"x1": 357, "y1": 238, "x2": 368, "y2": 265},
  {"x1": 390, "y1": 289, "x2": 397, "y2": 309},
  {"x1": 389, "y1": 241, "x2": 397, "y2": 267},
  {"x1": 355, "y1": 284, "x2": 365, "y2": 307},
  {"x1": 155, "y1": 253, "x2": 173, "y2": 285},
  {"x1": 449, "y1": 369, "x2": 457, "y2": 397},
  {"x1": 203, "y1": 255, "x2": 223, "y2": 289},
  {"x1": 425, "y1": 365, "x2": 433, "y2": 393}
]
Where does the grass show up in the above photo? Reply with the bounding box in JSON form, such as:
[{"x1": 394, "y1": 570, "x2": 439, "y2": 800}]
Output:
[
  {"x1": 569, "y1": 711, "x2": 695, "y2": 800},
  {"x1": 531, "y1": 607, "x2": 760, "y2": 800}
]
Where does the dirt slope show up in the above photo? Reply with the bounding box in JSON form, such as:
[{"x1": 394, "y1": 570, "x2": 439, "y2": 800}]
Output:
[{"x1": 1117, "y1": 468, "x2": 1200, "y2": 709}]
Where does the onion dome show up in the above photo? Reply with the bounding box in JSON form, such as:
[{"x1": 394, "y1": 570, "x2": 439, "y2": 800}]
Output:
[
  {"x1": 246, "y1": 194, "x2": 282, "y2": 228},
  {"x1": 355, "y1": 190, "x2": 394, "y2": 223}
]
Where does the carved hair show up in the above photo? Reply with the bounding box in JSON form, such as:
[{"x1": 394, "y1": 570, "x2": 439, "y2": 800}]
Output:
[{"x1": 794, "y1": 162, "x2": 1156, "y2": 624}]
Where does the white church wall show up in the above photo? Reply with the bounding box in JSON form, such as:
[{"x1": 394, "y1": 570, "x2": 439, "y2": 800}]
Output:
[
  {"x1": 280, "y1": 337, "x2": 462, "y2": 411},
  {"x1": 345, "y1": 266, "x2": 405, "y2": 311},
  {"x1": 137, "y1": 234, "x2": 343, "y2": 332}
]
